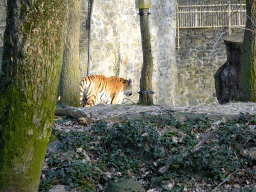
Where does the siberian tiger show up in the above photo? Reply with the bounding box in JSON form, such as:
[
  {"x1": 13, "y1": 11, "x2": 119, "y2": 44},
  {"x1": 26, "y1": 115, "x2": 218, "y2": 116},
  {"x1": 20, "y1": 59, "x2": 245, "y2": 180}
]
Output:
[{"x1": 79, "y1": 75, "x2": 133, "y2": 107}]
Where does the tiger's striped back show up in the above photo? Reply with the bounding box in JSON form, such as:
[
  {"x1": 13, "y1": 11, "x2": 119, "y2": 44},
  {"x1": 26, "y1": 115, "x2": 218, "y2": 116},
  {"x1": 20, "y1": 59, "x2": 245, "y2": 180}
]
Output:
[{"x1": 79, "y1": 75, "x2": 132, "y2": 107}]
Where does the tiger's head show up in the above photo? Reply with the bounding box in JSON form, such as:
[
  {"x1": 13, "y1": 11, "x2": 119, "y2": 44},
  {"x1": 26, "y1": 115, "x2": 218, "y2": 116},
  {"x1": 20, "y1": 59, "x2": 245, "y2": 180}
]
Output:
[{"x1": 121, "y1": 78, "x2": 133, "y2": 97}]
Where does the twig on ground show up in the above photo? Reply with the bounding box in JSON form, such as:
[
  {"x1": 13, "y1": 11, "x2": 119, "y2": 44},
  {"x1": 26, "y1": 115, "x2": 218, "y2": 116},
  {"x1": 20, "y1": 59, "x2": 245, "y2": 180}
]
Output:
[
  {"x1": 213, "y1": 169, "x2": 239, "y2": 191},
  {"x1": 192, "y1": 132, "x2": 213, "y2": 153}
]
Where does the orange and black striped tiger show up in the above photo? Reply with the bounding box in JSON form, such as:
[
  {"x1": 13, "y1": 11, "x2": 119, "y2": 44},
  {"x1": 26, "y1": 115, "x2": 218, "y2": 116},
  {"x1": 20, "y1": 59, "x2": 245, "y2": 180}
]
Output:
[{"x1": 79, "y1": 75, "x2": 133, "y2": 107}]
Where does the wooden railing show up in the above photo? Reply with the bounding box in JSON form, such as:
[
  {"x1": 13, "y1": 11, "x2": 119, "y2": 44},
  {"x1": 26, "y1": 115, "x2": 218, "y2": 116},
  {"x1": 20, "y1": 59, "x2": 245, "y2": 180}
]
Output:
[{"x1": 176, "y1": 3, "x2": 246, "y2": 49}]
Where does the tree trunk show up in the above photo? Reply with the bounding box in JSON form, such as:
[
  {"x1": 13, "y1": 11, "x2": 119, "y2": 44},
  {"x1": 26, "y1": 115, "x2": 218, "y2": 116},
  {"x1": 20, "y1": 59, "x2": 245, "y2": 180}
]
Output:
[
  {"x1": 0, "y1": 0, "x2": 68, "y2": 191},
  {"x1": 214, "y1": 33, "x2": 243, "y2": 104},
  {"x1": 240, "y1": 0, "x2": 256, "y2": 101},
  {"x1": 138, "y1": 9, "x2": 154, "y2": 105},
  {"x1": 60, "y1": 0, "x2": 81, "y2": 107}
]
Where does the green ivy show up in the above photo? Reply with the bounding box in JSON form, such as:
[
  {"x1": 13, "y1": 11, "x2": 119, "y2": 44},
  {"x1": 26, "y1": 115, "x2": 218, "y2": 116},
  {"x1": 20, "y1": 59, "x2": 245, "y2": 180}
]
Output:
[{"x1": 40, "y1": 114, "x2": 256, "y2": 191}]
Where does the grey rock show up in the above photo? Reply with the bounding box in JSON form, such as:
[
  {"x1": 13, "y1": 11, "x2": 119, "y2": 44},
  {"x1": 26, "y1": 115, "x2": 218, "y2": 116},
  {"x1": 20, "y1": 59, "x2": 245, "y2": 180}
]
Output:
[
  {"x1": 108, "y1": 178, "x2": 145, "y2": 192},
  {"x1": 49, "y1": 185, "x2": 67, "y2": 192}
]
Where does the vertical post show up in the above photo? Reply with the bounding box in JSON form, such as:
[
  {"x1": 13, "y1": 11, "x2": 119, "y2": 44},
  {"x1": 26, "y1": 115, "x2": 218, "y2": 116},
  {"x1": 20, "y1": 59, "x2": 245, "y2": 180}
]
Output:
[
  {"x1": 195, "y1": 8, "x2": 198, "y2": 27},
  {"x1": 238, "y1": 7, "x2": 241, "y2": 26},
  {"x1": 199, "y1": 6, "x2": 201, "y2": 27},
  {"x1": 228, "y1": 1, "x2": 232, "y2": 35},
  {"x1": 136, "y1": 0, "x2": 154, "y2": 105},
  {"x1": 217, "y1": 7, "x2": 220, "y2": 27},
  {"x1": 176, "y1": 3, "x2": 180, "y2": 50}
]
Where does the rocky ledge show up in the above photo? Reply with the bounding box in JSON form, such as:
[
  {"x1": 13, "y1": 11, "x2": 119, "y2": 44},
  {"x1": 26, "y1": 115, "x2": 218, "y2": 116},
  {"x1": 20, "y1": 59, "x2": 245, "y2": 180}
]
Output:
[{"x1": 55, "y1": 102, "x2": 256, "y2": 125}]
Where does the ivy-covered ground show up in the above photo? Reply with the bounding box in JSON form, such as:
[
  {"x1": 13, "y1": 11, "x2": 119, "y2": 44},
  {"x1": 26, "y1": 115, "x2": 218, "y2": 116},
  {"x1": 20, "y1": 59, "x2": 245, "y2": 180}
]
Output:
[{"x1": 39, "y1": 113, "x2": 256, "y2": 192}]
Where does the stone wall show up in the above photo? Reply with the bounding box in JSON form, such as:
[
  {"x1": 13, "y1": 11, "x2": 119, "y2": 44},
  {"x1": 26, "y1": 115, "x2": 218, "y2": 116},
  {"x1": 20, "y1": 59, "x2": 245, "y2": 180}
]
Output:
[
  {"x1": 88, "y1": 0, "x2": 177, "y2": 105},
  {"x1": 176, "y1": 28, "x2": 226, "y2": 106},
  {"x1": 175, "y1": 27, "x2": 244, "y2": 106}
]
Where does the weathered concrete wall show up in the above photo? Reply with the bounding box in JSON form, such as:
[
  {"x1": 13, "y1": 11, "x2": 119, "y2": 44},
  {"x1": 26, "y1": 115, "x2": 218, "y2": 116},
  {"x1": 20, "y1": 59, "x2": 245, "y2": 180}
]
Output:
[{"x1": 88, "y1": 0, "x2": 177, "y2": 105}]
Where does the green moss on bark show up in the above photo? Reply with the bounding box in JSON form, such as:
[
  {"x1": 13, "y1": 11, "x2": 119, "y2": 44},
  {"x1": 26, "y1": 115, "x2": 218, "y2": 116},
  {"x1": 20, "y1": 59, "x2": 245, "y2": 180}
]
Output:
[
  {"x1": 0, "y1": 0, "x2": 68, "y2": 191},
  {"x1": 240, "y1": 0, "x2": 256, "y2": 102}
]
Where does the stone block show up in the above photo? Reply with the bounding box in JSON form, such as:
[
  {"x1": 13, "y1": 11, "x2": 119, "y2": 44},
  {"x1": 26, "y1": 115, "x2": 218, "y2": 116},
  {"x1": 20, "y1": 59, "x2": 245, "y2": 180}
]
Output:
[{"x1": 204, "y1": 31, "x2": 214, "y2": 39}]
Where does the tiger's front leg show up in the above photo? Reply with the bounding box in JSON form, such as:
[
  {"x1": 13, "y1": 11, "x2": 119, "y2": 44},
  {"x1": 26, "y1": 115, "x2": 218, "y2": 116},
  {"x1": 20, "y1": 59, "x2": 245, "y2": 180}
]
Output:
[{"x1": 86, "y1": 94, "x2": 96, "y2": 107}]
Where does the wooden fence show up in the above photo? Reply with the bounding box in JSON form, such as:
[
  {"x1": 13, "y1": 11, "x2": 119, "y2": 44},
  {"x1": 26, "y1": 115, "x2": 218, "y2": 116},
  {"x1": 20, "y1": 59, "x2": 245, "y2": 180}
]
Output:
[{"x1": 176, "y1": 3, "x2": 246, "y2": 49}]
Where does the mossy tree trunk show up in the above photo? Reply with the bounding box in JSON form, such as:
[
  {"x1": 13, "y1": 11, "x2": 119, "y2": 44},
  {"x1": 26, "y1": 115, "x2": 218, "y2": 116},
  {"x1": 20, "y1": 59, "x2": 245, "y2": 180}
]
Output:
[
  {"x1": 240, "y1": 0, "x2": 256, "y2": 101},
  {"x1": 59, "y1": 0, "x2": 81, "y2": 107},
  {"x1": 0, "y1": 0, "x2": 68, "y2": 191},
  {"x1": 138, "y1": 9, "x2": 154, "y2": 105}
]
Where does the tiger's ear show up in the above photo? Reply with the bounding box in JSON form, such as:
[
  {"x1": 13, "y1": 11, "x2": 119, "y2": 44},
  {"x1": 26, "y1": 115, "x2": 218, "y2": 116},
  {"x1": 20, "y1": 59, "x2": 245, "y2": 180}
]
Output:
[{"x1": 128, "y1": 78, "x2": 132, "y2": 85}]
